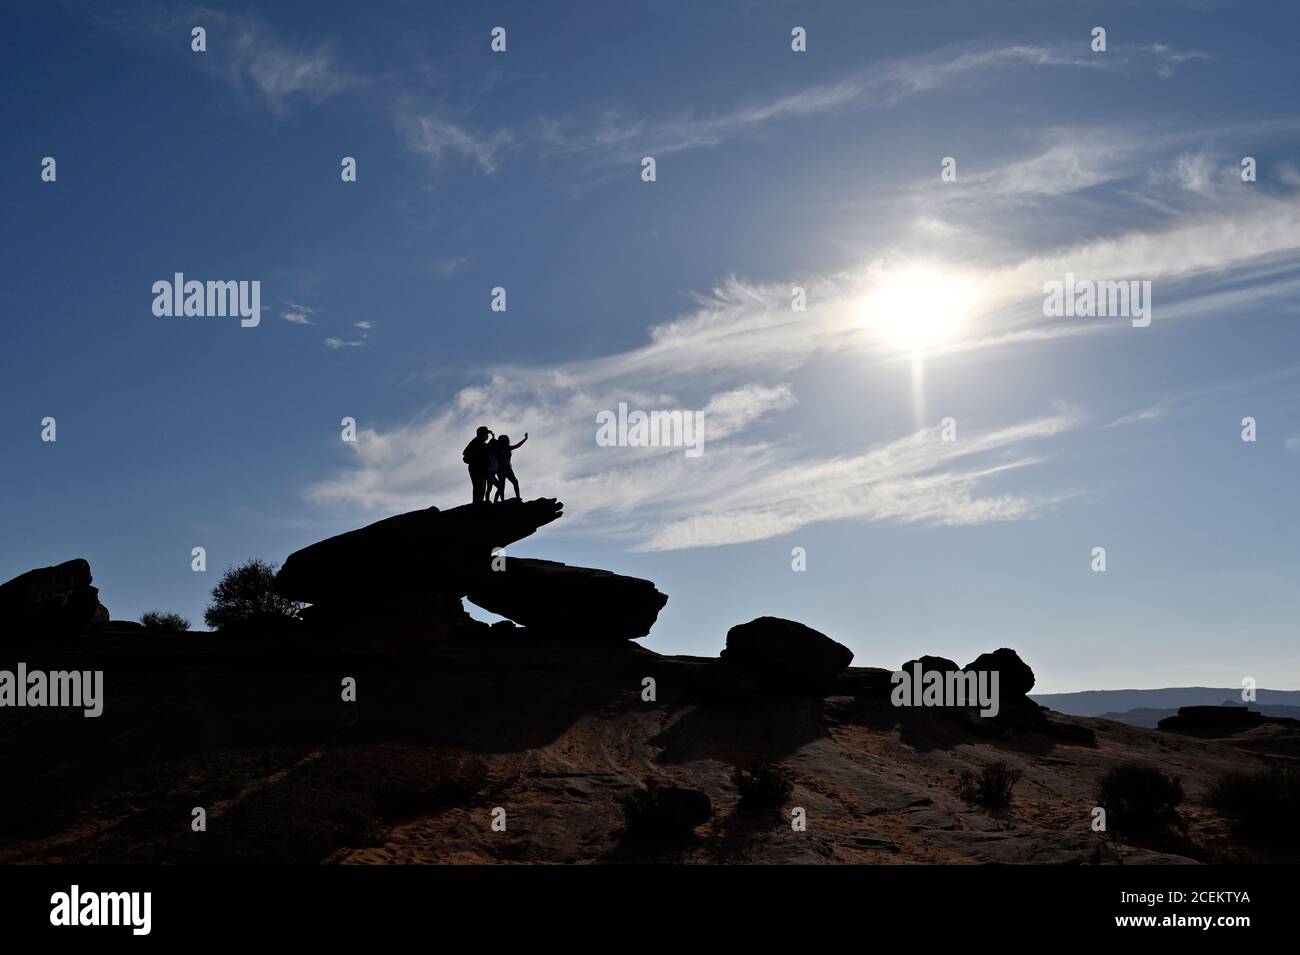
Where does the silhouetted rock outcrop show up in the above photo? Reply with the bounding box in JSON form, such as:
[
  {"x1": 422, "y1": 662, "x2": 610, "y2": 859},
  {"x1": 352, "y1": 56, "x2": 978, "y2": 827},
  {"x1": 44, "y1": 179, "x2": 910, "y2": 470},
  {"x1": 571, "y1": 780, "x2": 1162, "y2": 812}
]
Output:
[
  {"x1": 465, "y1": 558, "x2": 667, "y2": 641},
  {"x1": 887, "y1": 648, "x2": 1093, "y2": 745},
  {"x1": 965, "y1": 648, "x2": 1036, "y2": 698},
  {"x1": 275, "y1": 499, "x2": 564, "y2": 604},
  {"x1": 900, "y1": 655, "x2": 962, "y2": 677},
  {"x1": 719, "y1": 616, "x2": 853, "y2": 690},
  {"x1": 0, "y1": 558, "x2": 109, "y2": 636},
  {"x1": 957, "y1": 648, "x2": 1091, "y2": 740},
  {"x1": 1158, "y1": 705, "x2": 1300, "y2": 738},
  {"x1": 274, "y1": 498, "x2": 672, "y2": 642}
]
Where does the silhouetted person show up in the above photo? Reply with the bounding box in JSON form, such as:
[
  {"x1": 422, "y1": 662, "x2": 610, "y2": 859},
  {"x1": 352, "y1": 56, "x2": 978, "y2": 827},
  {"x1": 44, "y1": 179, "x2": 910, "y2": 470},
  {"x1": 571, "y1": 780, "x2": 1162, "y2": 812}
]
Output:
[
  {"x1": 462, "y1": 426, "x2": 494, "y2": 503},
  {"x1": 491, "y1": 433, "x2": 527, "y2": 502}
]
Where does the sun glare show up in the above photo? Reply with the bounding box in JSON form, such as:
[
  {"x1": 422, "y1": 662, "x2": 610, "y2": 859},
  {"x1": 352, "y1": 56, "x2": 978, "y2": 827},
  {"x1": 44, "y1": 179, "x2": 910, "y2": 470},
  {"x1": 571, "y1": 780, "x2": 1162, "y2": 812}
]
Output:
[{"x1": 866, "y1": 265, "x2": 972, "y2": 353}]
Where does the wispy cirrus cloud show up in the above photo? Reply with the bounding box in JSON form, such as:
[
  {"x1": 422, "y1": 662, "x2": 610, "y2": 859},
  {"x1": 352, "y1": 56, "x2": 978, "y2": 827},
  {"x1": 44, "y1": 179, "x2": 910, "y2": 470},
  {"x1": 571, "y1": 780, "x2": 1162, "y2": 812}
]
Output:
[
  {"x1": 1109, "y1": 365, "x2": 1300, "y2": 428},
  {"x1": 1003, "y1": 191, "x2": 1300, "y2": 291},
  {"x1": 299, "y1": 240, "x2": 1085, "y2": 547},
  {"x1": 1109, "y1": 405, "x2": 1167, "y2": 428},
  {"x1": 429, "y1": 256, "x2": 470, "y2": 278},
  {"x1": 1140, "y1": 43, "x2": 1210, "y2": 78},
  {"x1": 280, "y1": 302, "x2": 316, "y2": 325},
  {"x1": 408, "y1": 39, "x2": 1207, "y2": 174},
  {"x1": 398, "y1": 112, "x2": 514, "y2": 173},
  {"x1": 916, "y1": 118, "x2": 1300, "y2": 232},
  {"x1": 306, "y1": 167, "x2": 1300, "y2": 548},
  {"x1": 634, "y1": 408, "x2": 1083, "y2": 551},
  {"x1": 224, "y1": 31, "x2": 351, "y2": 108},
  {"x1": 1170, "y1": 151, "x2": 1217, "y2": 193},
  {"x1": 539, "y1": 44, "x2": 1104, "y2": 167},
  {"x1": 185, "y1": 7, "x2": 355, "y2": 112},
  {"x1": 95, "y1": 5, "x2": 356, "y2": 113},
  {"x1": 306, "y1": 335, "x2": 1084, "y2": 551}
]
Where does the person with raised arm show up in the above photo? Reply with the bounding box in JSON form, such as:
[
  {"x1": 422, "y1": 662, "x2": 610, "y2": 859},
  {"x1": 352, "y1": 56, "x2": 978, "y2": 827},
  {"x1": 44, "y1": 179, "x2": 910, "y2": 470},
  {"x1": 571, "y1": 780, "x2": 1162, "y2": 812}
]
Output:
[{"x1": 490, "y1": 432, "x2": 528, "y2": 502}]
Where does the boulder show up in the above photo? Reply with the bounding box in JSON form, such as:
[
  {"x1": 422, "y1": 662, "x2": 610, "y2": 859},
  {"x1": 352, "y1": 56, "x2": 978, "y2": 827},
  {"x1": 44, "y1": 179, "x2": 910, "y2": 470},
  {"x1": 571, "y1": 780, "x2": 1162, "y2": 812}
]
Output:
[
  {"x1": 0, "y1": 558, "x2": 110, "y2": 635},
  {"x1": 899, "y1": 655, "x2": 962, "y2": 677},
  {"x1": 964, "y1": 648, "x2": 1035, "y2": 698},
  {"x1": 465, "y1": 558, "x2": 668, "y2": 640},
  {"x1": 274, "y1": 498, "x2": 564, "y2": 604},
  {"x1": 893, "y1": 656, "x2": 972, "y2": 711},
  {"x1": 720, "y1": 616, "x2": 853, "y2": 688}
]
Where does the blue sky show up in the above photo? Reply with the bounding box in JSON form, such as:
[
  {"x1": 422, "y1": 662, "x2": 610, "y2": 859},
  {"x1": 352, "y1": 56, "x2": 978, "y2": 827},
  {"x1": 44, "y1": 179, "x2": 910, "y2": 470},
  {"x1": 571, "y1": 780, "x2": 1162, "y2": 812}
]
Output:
[{"x1": 2, "y1": 0, "x2": 1298, "y2": 692}]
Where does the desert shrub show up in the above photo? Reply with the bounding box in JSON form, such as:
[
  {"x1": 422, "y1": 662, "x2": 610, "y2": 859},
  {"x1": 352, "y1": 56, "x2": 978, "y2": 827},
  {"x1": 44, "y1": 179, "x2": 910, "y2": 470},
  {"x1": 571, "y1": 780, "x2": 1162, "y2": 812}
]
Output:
[
  {"x1": 957, "y1": 761, "x2": 1023, "y2": 810},
  {"x1": 140, "y1": 610, "x2": 190, "y2": 632},
  {"x1": 620, "y1": 779, "x2": 712, "y2": 841},
  {"x1": 203, "y1": 559, "x2": 302, "y2": 632},
  {"x1": 1097, "y1": 763, "x2": 1184, "y2": 836},
  {"x1": 732, "y1": 763, "x2": 793, "y2": 812},
  {"x1": 1206, "y1": 766, "x2": 1300, "y2": 848}
]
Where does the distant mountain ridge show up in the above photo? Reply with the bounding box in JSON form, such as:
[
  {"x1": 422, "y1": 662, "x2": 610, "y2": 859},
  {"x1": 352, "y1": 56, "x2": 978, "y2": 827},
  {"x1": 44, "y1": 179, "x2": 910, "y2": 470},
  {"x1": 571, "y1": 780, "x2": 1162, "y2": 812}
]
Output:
[{"x1": 1031, "y1": 687, "x2": 1300, "y2": 718}]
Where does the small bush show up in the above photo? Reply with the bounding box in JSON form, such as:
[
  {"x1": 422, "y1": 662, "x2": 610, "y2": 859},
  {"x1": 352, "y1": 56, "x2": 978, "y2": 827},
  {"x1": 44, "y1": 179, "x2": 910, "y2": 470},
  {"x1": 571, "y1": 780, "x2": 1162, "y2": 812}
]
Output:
[
  {"x1": 620, "y1": 779, "x2": 712, "y2": 841},
  {"x1": 1207, "y1": 766, "x2": 1300, "y2": 848},
  {"x1": 204, "y1": 559, "x2": 303, "y2": 632},
  {"x1": 140, "y1": 610, "x2": 190, "y2": 632},
  {"x1": 957, "y1": 761, "x2": 1023, "y2": 810},
  {"x1": 733, "y1": 763, "x2": 793, "y2": 812},
  {"x1": 1097, "y1": 763, "x2": 1184, "y2": 836}
]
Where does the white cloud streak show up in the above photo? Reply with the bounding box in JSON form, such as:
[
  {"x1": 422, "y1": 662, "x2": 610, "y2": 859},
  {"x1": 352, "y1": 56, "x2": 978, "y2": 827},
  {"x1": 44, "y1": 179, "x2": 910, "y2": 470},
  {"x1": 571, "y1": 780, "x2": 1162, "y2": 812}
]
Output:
[
  {"x1": 306, "y1": 179, "x2": 1300, "y2": 549},
  {"x1": 399, "y1": 114, "x2": 513, "y2": 173},
  {"x1": 187, "y1": 8, "x2": 354, "y2": 112},
  {"x1": 404, "y1": 40, "x2": 1207, "y2": 173}
]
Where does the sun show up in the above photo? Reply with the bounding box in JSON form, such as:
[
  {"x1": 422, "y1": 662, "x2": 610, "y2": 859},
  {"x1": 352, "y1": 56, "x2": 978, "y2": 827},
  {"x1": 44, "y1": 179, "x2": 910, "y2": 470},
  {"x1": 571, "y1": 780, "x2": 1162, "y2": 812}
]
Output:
[{"x1": 866, "y1": 265, "x2": 972, "y2": 353}]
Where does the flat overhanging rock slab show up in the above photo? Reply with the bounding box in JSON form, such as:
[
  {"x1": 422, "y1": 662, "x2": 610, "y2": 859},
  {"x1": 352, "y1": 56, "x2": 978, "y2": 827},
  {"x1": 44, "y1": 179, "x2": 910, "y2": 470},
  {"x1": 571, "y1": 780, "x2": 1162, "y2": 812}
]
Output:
[
  {"x1": 466, "y1": 557, "x2": 668, "y2": 641},
  {"x1": 275, "y1": 498, "x2": 564, "y2": 604}
]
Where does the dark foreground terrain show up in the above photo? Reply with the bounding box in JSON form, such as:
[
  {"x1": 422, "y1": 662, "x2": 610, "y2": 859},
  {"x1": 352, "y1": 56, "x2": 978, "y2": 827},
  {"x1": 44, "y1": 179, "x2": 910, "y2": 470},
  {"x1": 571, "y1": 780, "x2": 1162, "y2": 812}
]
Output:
[{"x1": 3, "y1": 625, "x2": 1296, "y2": 865}]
